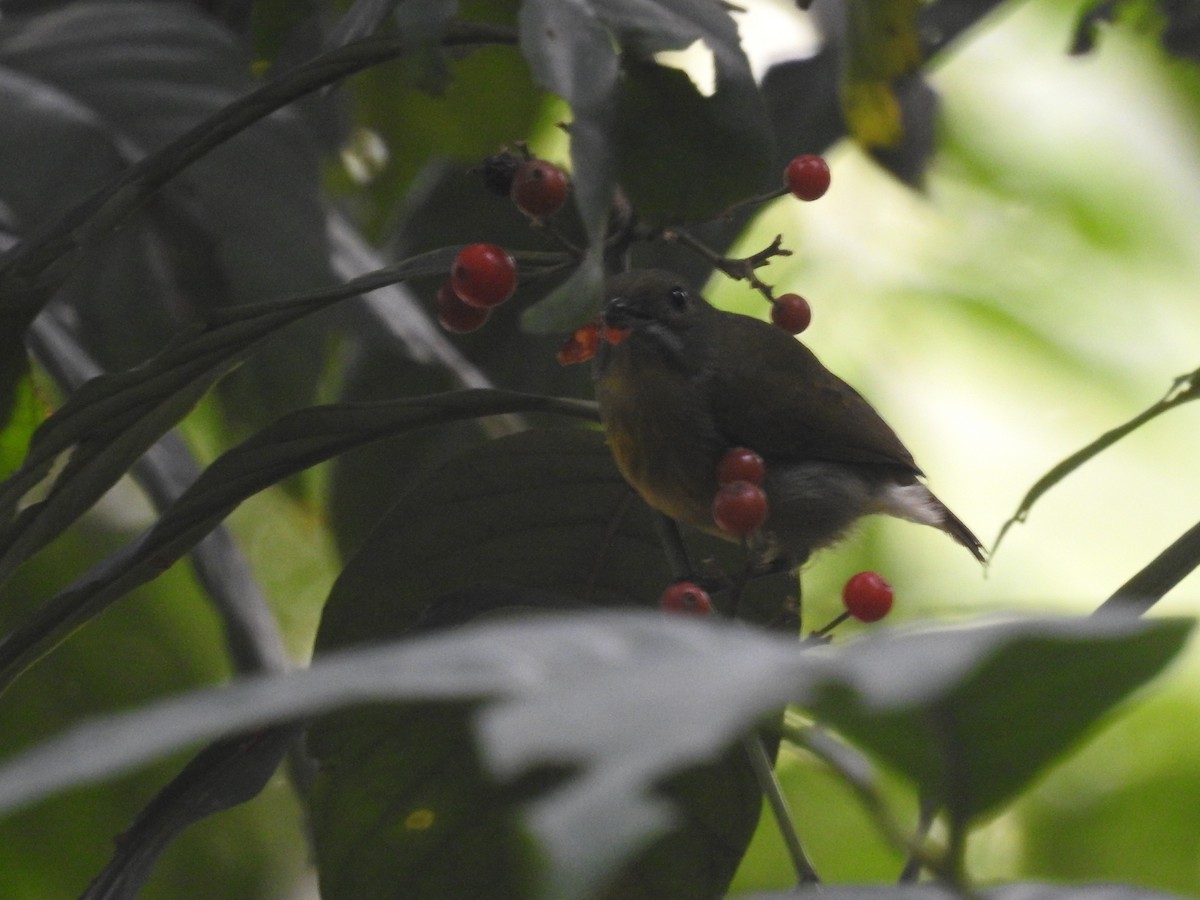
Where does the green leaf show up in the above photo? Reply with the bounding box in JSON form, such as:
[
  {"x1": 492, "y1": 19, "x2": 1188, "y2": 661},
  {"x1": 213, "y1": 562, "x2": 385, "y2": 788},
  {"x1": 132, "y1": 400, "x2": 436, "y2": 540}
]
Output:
[
  {"x1": 310, "y1": 427, "x2": 798, "y2": 899},
  {"x1": 0, "y1": 247, "x2": 457, "y2": 592},
  {"x1": 0, "y1": 522, "x2": 298, "y2": 900},
  {"x1": 0, "y1": 615, "x2": 811, "y2": 896},
  {"x1": 517, "y1": 0, "x2": 775, "y2": 325},
  {"x1": 0, "y1": 365, "x2": 40, "y2": 482},
  {"x1": 612, "y1": 52, "x2": 775, "y2": 224},
  {"x1": 80, "y1": 726, "x2": 301, "y2": 900},
  {"x1": 312, "y1": 426, "x2": 793, "y2": 650},
  {"x1": 805, "y1": 616, "x2": 1193, "y2": 824},
  {"x1": 0, "y1": 18, "x2": 515, "y2": 324},
  {"x1": 0, "y1": 615, "x2": 1188, "y2": 899},
  {"x1": 0, "y1": 389, "x2": 597, "y2": 691},
  {"x1": 519, "y1": 243, "x2": 604, "y2": 334}
]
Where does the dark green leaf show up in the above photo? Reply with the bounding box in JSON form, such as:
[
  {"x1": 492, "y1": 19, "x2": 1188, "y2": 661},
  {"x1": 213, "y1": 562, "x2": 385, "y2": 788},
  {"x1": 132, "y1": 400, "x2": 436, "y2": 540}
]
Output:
[
  {"x1": 0, "y1": 614, "x2": 1188, "y2": 899},
  {"x1": 0, "y1": 613, "x2": 815, "y2": 899},
  {"x1": 612, "y1": 53, "x2": 774, "y2": 223},
  {"x1": 519, "y1": 0, "x2": 619, "y2": 242},
  {"x1": 611, "y1": 0, "x2": 775, "y2": 223},
  {"x1": 0, "y1": 389, "x2": 597, "y2": 691},
  {"x1": 0, "y1": 0, "x2": 345, "y2": 418},
  {"x1": 310, "y1": 427, "x2": 798, "y2": 899},
  {"x1": 313, "y1": 427, "x2": 793, "y2": 650},
  {"x1": 28, "y1": 308, "x2": 287, "y2": 678},
  {"x1": 0, "y1": 247, "x2": 457, "y2": 591},
  {"x1": 80, "y1": 726, "x2": 299, "y2": 900},
  {"x1": 0, "y1": 1, "x2": 331, "y2": 306},
  {"x1": 519, "y1": 243, "x2": 603, "y2": 334},
  {"x1": 805, "y1": 616, "x2": 1193, "y2": 824},
  {"x1": 518, "y1": 0, "x2": 775, "y2": 325},
  {"x1": 0, "y1": 20, "x2": 516, "y2": 324}
]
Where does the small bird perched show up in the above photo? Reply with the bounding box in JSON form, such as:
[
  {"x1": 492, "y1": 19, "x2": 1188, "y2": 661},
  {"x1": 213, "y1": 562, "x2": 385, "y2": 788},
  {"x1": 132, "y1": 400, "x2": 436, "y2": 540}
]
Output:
[{"x1": 593, "y1": 269, "x2": 985, "y2": 568}]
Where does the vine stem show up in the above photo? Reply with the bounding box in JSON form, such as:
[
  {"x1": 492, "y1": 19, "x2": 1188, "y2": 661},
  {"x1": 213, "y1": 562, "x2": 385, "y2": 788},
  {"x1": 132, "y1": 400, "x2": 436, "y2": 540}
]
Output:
[
  {"x1": 790, "y1": 720, "x2": 951, "y2": 882},
  {"x1": 741, "y1": 733, "x2": 821, "y2": 886}
]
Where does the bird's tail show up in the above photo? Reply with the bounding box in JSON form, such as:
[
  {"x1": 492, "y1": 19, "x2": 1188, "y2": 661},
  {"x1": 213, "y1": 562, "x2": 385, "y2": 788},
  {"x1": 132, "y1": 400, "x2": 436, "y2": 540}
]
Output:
[
  {"x1": 935, "y1": 499, "x2": 987, "y2": 565},
  {"x1": 880, "y1": 481, "x2": 987, "y2": 565}
]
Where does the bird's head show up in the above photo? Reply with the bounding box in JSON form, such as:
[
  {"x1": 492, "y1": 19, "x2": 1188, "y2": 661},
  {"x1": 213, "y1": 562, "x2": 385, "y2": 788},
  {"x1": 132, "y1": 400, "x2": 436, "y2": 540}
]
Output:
[{"x1": 599, "y1": 269, "x2": 712, "y2": 370}]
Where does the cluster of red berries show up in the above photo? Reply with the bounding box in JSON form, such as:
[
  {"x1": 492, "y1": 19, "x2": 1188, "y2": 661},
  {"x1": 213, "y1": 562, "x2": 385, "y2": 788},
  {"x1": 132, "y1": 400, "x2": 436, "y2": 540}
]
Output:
[
  {"x1": 658, "y1": 567, "x2": 894, "y2": 626},
  {"x1": 712, "y1": 446, "x2": 768, "y2": 538},
  {"x1": 479, "y1": 151, "x2": 571, "y2": 220},
  {"x1": 435, "y1": 243, "x2": 519, "y2": 333},
  {"x1": 436, "y1": 152, "x2": 573, "y2": 334},
  {"x1": 657, "y1": 438, "x2": 895, "y2": 629}
]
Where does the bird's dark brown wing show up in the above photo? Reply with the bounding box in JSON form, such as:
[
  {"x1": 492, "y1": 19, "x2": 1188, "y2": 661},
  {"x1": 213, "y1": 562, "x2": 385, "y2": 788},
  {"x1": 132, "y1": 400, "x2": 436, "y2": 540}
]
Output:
[{"x1": 706, "y1": 311, "x2": 922, "y2": 473}]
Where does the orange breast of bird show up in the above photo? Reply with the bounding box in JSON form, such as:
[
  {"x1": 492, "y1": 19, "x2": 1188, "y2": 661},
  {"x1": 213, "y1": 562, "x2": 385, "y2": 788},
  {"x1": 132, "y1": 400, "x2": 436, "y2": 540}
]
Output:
[{"x1": 595, "y1": 351, "x2": 724, "y2": 533}]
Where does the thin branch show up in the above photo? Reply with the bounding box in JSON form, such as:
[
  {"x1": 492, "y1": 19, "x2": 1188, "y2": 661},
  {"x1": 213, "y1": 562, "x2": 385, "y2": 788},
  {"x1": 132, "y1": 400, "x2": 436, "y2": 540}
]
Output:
[
  {"x1": 652, "y1": 513, "x2": 696, "y2": 583},
  {"x1": 1095, "y1": 516, "x2": 1200, "y2": 618},
  {"x1": 992, "y1": 366, "x2": 1200, "y2": 557},
  {"x1": 663, "y1": 229, "x2": 792, "y2": 299},
  {"x1": 741, "y1": 733, "x2": 820, "y2": 886},
  {"x1": 787, "y1": 717, "x2": 950, "y2": 880}
]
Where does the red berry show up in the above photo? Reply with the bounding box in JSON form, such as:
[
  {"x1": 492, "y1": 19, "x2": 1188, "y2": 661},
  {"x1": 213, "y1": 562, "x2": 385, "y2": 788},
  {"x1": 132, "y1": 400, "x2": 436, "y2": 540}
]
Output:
[
  {"x1": 660, "y1": 581, "x2": 714, "y2": 616},
  {"x1": 556, "y1": 322, "x2": 599, "y2": 365},
  {"x1": 511, "y1": 159, "x2": 570, "y2": 218},
  {"x1": 712, "y1": 480, "x2": 768, "y2": 537},
  {"x1": 771, "y1": 293, "x2": 812, "y2": 334},
  {"x1": 451, "y1": 243, "x2": 518, "y2": 308},
  {"x1": 841, "y1": 571, "x2": 894, "y2": 623},
  {"x1": 436, "y1": 281, "x2": 489, "y2": 333},
  {"x1": 716, "y1": 447, "x2": 765, "y2": 486},
  {"x1": 785, "y1": 154, "x2": 831, "y2": 201}
]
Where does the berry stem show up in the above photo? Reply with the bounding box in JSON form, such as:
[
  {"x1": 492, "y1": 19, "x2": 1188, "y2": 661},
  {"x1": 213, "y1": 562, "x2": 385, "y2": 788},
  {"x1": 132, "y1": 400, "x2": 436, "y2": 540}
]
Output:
[
  {"x1": 898, "y1": 796, "x2": 939, "y2": 882},
  {"x1": 651, "y1": 512, "x2": 697, "y2": 584},
  {"x1": 786, "y1": 718, "x2": 951, "y2": 882},
  {"x1": 533, "y1": 217, "x2": 582, "y2": 255},
  {"x1": 727, "y1": 537, "x2": 758, "y2": 619},
  {"x1": 664, "y1": 228, "x2": 791, "y2": 300},
  {"x1": 714, "y1": 185, "x2": 790, "y2": 220},
  {"x1": 809, "y1": 611, "x2": 851, "y2": 640},
  {"x1": 741, "y1": 733, "x2": 821, "y2": 886}
]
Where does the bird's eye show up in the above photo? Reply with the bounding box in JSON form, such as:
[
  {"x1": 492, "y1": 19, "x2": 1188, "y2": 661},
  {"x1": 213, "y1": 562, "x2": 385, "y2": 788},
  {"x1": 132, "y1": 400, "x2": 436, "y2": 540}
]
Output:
[{"x1": 668, "y1": 286, "x2": 689, "y2": 311}]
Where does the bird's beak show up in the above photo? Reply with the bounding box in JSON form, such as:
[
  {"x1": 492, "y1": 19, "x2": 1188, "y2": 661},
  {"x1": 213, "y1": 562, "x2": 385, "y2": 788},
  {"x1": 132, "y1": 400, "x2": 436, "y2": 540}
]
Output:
[{"x1": 601, "y1": 295, "x2": 638, "y2": 330}]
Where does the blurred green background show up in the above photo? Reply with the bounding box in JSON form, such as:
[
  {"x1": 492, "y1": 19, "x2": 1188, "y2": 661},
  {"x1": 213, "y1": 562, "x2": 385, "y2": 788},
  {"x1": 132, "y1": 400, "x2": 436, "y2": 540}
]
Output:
[{"x1": 725, "y1": 0, "x2": 1200, "y2": 895}]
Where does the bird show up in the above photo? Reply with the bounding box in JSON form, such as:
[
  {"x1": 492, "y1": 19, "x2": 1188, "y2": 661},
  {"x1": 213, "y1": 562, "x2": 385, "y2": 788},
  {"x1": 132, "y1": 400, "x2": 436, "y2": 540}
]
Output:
[{"x1": 593, "y1": 268, "x2": 985, "y2": 569}]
